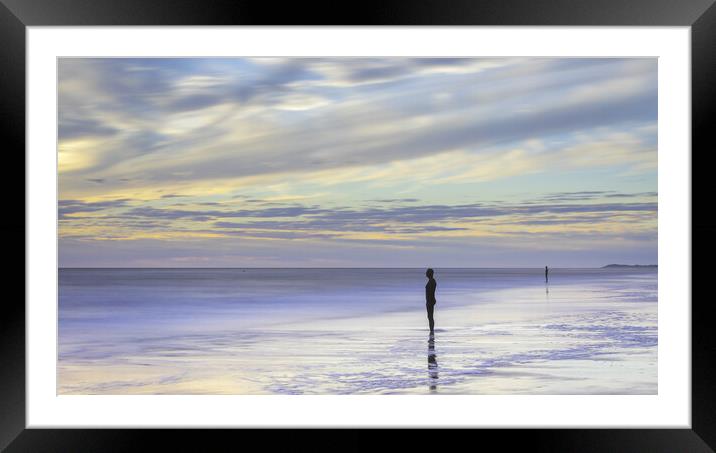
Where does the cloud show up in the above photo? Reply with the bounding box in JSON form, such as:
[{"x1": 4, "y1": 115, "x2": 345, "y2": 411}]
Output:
[
  {"x1": 59, "y1": 199, "x2": 133, "y2": 219},
  {"x1": 536, "y1": 191, "x2": 658, "y2": 202},
  {"x1": 115, "y1": 200, "x2": 655, "y2": 222},
  {"x1": 60, "y1": 118, "x2": 118, "y2": 140},
  {"x1": 370, "y1": 198, "x2": 420, "y2": 203},
  {"x1": 605, "y1": 192, "x2": 658, "y2": 198},
  {"x1": 71, "y1": 199, "x2": 654, "y2": 242},
  {"x1": 57, "y1": 57, "x2": 658, "y2": 266},
  {"x1": 58, "y1": 58, "x2": 656, "y2": 198},
  {"x1": 124, "y1": 205, "x2": 329, "y2": 220}
]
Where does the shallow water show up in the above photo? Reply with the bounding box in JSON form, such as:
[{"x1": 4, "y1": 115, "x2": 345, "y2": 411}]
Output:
[{"x1": 58, "y1": 268, "x2": 657, "y2": 394}]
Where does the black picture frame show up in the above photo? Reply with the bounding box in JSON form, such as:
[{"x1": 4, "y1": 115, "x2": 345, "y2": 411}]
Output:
[{"x1": 3, "y1": 0, "x2": 713, "y2": 450}]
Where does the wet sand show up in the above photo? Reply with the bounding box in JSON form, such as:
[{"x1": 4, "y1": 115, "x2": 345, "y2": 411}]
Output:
[{"x1": 58, "y1": 268, "x2": 657, "y2": 394}]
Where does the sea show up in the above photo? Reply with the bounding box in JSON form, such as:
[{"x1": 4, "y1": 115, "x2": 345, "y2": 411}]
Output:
[{"x1": 58, "y1": 267, "x2": 657, "y2": 394}]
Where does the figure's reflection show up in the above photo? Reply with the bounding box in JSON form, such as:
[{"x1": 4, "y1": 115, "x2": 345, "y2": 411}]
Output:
[{"x1": 428, "y1": 333, "x2": 438, "y2": 392}]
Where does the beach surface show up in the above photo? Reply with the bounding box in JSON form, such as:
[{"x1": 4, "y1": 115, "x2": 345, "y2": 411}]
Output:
[{"x1": 58, "y1": 268, "x2": 657, "y2": 394}]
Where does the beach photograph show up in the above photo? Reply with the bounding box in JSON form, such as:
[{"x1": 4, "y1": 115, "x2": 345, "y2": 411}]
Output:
[{"x1": 58, "y1": 57, "x2": 657, "y2": 395}]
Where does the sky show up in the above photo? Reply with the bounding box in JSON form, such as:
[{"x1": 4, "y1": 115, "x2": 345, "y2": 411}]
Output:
[{"x1": 58, "y1": 57, "x2": 657, "y2": 268}]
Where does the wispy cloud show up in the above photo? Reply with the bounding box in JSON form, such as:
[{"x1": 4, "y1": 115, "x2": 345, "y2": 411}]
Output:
[
  {"x1": 58, "y1": 57, "x2": 657, "y2": 267},
  {"x1": 59, "y1": 199, "x2": 133, "y2": 219}
]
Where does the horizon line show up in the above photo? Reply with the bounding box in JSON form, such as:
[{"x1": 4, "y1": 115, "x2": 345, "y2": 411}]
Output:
[{"x1": 58, "y1": 265, "x2": 657, "y2": 270}]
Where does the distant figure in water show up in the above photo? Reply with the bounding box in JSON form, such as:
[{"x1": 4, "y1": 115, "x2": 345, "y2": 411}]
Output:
[
  {"x1": 545, "y1": 266, "x2": 549, "y2": 283},
  {"x1": 425, "y1": 268, "x2": 437, "y2": 333}
]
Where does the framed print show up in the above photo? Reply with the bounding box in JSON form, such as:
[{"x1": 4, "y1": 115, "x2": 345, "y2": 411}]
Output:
[{"x1": 4, "y1": 0, "x2": 714, "y2": 450}]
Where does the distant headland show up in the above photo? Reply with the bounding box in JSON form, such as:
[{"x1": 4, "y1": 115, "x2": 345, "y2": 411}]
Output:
[{"x1": 601, "y1": 264, "x2": 657, "y2": 268}]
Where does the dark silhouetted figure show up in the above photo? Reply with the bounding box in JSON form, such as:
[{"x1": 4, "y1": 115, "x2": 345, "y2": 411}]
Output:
[
  {"x1": 545, "y1": 266, "x2": 549, "y2": 283},
  {"x1": 428, "y1": 333, "x2": 438, "y2": 392},
  {"x1": 425, "y1": 268, "x2": 437, "y2": 333}
]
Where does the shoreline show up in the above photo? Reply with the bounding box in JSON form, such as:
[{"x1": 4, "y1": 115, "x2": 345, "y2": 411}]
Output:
[{"x1": 58, "y1": 270, "x2": 657, "y2": 395}]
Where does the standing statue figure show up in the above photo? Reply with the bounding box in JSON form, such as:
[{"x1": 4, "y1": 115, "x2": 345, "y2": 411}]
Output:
[{"x1": 425, "y1": 268, "x2": 437, "y2": 334}]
